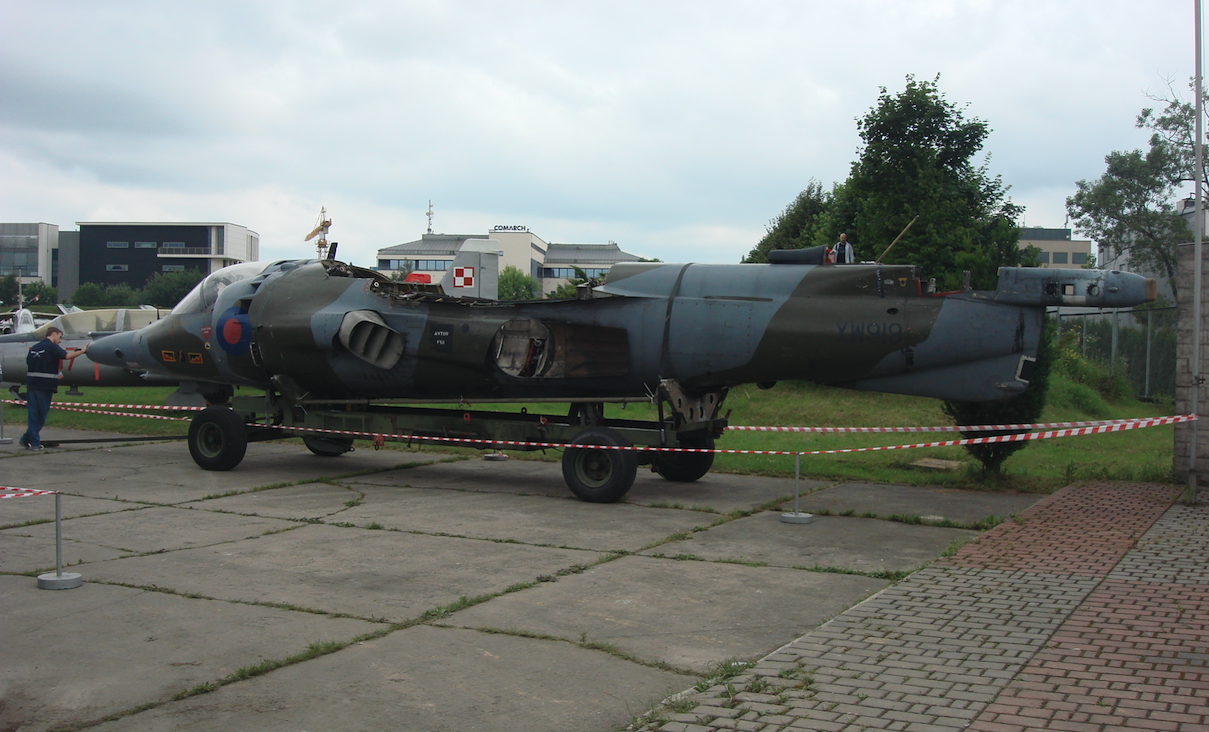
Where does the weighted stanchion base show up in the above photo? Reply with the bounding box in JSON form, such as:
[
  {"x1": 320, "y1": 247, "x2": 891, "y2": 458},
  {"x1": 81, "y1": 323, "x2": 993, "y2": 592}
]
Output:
[
  {"x1": 780, "y1": 512, "x2": 814, "y2": 524},
  {"x1": 38, "y1": 572, "x2": 83, "y2": 590}
]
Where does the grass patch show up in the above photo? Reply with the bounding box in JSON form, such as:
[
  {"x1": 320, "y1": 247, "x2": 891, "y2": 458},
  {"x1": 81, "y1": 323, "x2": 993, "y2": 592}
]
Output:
[
  {"x1": 9, "y1": 378, "x2": 1176, "y2": 492},
  {"x1": 694, "y1": 658, "x2": 757, "y2": 692},
  {"x1": 793, "y1": 563, "x2": 917, "y2": 581}
]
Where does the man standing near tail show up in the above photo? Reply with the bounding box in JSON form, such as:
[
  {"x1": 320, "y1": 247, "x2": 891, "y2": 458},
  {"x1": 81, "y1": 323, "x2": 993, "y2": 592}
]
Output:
[{"x1": 21, "y1": 327, "x2": 88, "y2": 451}]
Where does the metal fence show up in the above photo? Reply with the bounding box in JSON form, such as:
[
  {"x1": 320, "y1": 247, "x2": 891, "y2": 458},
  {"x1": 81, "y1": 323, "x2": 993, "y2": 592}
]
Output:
[{"x1": 1053, "y1": 307, "x2": 1176, "y2": 400}]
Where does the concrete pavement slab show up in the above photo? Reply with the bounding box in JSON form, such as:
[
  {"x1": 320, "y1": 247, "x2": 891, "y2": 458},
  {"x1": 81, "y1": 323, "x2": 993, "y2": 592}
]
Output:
[
  {"x1": 794, "y1": 481, "x2": 1043, "y2": 525},
  {"x1": 1, "y1": 506, "x2": 297, "y2": 573},
  {"x1": 0, "y1": 576, "x2": 375, "y2": 732},
  {"x1": 342, "y1": 457, "x2": 817, "y2": 513},
  {"x1": 180, "y1": 482, "x2": 368, "y2": 522},
  {"x1": 625, "y1": 470, "x2": 826, "y2": 513},
  {"x1": 8, "y1": 441, "x2": 440, "y2": 504},
  {"x1": 83, "y1": 523, "x2": 603, "y2": 622},
  {"x1": 0, "y1": 494, "x2": 154, "y2": 529},
  {"x1": 643, "y1": 510, "x2": 977, "y2": 573},
  {"x1": 449, "y1": 554, "x2": 890, "y2": 672},
  {"x1": 0, "y1": 530, "x2": 128, "y2": 573},
  {"x1": 0, "y1": 426, "x2": 153, "y2": 456},
  {"x1": 340, "y1": 457, "x2": 579, "y2": 499},
  {"x1": 88, "y1": 625, "x2": 695, "y2": 732},
  {"x1": 335, "y1": 486, "x2": 720, "y2": 552}
]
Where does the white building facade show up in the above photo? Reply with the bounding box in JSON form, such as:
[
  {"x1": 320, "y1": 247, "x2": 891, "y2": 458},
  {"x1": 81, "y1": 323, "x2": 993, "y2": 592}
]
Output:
[{"x1": 377, "y1": 226, "x2": 641, "y2": 295}]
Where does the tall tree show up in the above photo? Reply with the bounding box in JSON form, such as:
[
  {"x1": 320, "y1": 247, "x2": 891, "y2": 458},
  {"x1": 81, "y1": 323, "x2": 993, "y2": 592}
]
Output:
[
  {"x1": 743, "y1": 180, "x2": 835, "y2": 263},
  {"x1": 1066, "y1": 147, "x2": 1186, "y2": 297},
  {"x1": 497, "y1": 265, "x2": 541, "y2": 301},
  {"x1": 1067, "y1": 80, "x2": 1205, "y2": 299},
  {"x1": 1136, "y1": 78, "x2": 1209, "y2": 189},
  {"x1": 839, "y1": 75, "x2": 1023, "y2": 290}
]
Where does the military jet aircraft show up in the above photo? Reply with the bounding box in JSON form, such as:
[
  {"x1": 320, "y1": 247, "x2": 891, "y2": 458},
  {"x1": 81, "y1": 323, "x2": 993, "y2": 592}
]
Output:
[
  {"x1": 87, "y1": 244, "x2": 1155, "y2": 501},
  {"x1": 0, "y1": 307, "x2": 186, "y2": 396}
]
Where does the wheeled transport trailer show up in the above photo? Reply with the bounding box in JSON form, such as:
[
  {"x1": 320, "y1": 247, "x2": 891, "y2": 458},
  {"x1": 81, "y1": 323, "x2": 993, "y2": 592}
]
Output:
[{"x1": 186, "y1": 381, "x2": 729, "y2": 503}]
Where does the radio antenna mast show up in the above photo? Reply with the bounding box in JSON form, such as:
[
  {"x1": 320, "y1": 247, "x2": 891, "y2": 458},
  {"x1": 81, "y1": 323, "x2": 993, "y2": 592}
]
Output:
[{"x1": 426, "y1": 200, "x2": 434, "y2": 235}]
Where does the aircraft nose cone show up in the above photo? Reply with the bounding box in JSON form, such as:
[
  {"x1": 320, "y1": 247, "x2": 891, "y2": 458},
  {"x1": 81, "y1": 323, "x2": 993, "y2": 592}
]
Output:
[{"x1": 88, "y1": 331, "x2": 141, "y2": 369}]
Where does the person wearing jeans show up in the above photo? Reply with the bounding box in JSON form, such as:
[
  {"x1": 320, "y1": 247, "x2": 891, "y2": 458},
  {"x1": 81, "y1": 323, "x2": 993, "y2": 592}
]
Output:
[{"x1": 20, "y1": 326, "x2": 88, "y2": 451}]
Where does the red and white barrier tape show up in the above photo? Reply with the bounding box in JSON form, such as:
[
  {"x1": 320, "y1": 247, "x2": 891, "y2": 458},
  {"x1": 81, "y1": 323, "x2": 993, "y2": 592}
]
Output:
[
  {"x1": 728, "y1": 419, "x2": 1146, "y2": 433},
  {"x1": 1, "y1": 488, "x2": 57, "y2": 499},
  {"x1": 244, "y1": 413, "x2": 1195, "y2": 456},
  {"x1": 3, "y1": 399, "x2": 1193, "y2": 455},
  {"x1": 2, "y1": 399, "x2": 202, "y2": 412}
]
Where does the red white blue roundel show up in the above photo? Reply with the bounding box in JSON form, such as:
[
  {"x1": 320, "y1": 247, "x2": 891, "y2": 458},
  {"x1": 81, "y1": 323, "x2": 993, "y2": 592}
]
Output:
[{"x1": 216, "y1": 307, "x2": 251, "y2": 355}]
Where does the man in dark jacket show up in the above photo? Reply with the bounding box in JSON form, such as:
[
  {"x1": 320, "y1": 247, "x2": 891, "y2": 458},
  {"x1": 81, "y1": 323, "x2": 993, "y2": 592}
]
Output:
[{"x1": 20, "y1": 326, "x2": 88, "y2": 451}]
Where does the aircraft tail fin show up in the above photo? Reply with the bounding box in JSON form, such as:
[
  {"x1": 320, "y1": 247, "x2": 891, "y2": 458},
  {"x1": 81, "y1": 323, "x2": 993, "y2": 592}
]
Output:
[{"x1": 440, "y1": 240, "x2": 503, "y2": 300}]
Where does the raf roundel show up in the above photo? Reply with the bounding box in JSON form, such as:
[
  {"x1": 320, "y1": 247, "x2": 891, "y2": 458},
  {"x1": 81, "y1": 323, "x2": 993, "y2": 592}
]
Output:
[{"x1": 216, "y1": 306, "x2": 252, "y2": 355}]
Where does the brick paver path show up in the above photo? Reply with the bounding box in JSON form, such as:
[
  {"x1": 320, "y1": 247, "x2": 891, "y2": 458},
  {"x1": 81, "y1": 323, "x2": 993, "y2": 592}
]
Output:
[{"x1": 639, "y1": 482, "x2": 1209, "y2": 732}]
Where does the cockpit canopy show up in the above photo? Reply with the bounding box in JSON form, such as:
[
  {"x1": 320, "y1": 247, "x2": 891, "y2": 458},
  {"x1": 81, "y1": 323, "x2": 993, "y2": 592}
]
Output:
[{"x1": 171, "y1": 262, "x2": 274, "y2": 315}]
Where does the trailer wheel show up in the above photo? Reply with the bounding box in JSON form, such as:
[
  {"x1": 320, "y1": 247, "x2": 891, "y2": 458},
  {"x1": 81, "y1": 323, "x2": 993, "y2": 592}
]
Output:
[
  {"x1": 562, "y1": 427, "x2": 638, "y2": 503},
  {"x1": 188, "y1": 407, "x2": 248, "y2": 471},
  {"x1": 653, "y1": 436, "x2": 715, "y2": 482},
  {"x1": 303, "y1": 435, "x2": 355, "y2": 457}
]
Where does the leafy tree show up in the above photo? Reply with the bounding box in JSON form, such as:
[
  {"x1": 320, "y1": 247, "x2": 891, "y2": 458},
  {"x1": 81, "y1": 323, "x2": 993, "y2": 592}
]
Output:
[
  {"x1": 69, "y1": 282, "x2": 106, "y2": 307},
  {"x1": 102, "y1": 283, "x2": 141, "y2": 307},
  {"x1": 0, "y1": 275, "x2": 18, "y2": 306},
  {"x1": 838, "y1": 75, "x2": 1023, "y2": 290},
  {"x1": 497, "y1": 265, "x2": 540, "y2": 301},
  {"x1": 22, "y1": 280, "x2": 57, "y2": 306},
  {"x1": 1136, "y1": 78, "x2": 1209, "y2": 188},
  {"x1": 943, "y1": 320, "x2": 1055, "y2": 475},
  {"x1": 70, "y1": 282, "x2": 141, "y2": 307},
  {"x1": 142, "y1": 269, "x2": 204, "y2": 308},
  {"x1": 1066, "y1": 148, "x2": 1186, "y2": 296},
  {"x1": 744, "y1": 180, "x2": 836, "y2": 262},
  {"x1": 546, "y1": 266, "x2": 590, "y2": 299},
  {"x1": 1066, "y1": 81, "x2": 1204, "y2": 298}
]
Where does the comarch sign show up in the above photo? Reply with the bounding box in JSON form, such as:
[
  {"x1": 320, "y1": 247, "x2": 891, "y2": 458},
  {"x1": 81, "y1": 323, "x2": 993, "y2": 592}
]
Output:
[{"x1": 492, "y1": 225, "x2": 528, "y2": 232}]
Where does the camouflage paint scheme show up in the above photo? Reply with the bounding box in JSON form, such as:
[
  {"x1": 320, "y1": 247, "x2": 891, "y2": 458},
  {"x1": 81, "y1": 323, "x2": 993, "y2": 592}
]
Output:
[{"x1": 88, "y1": 258, "x2": 1154, "y2": 404}]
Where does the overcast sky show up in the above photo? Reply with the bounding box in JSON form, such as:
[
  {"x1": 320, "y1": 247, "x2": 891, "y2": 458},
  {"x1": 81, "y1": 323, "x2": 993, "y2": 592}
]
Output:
[{"x1": 0, "y1": 1, "x2": 1199, "y2": 267}]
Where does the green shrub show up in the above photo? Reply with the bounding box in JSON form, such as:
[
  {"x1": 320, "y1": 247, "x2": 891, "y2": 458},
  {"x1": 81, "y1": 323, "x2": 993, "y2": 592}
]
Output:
[{"x1": 1053, "y1": 330, "x2": 1133, "y2": 401}]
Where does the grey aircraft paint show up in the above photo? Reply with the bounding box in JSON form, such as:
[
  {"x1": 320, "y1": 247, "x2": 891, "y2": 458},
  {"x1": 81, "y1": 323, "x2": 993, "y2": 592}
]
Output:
[{"x1": 86, "y1": 254, "x2": 1156, "y2": 405}]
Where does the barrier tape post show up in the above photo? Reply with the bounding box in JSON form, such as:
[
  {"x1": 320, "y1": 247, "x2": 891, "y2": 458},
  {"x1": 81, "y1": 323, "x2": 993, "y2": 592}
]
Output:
[
  {"x1": 0, "y1": 397, "x2": 12, "y2": 445},
  {"x1": 781, "y1": 453, "x2": 813, "y2": 524},
  {"x1": 38, "y1": 492, "x2": 82, "y2": 590}
]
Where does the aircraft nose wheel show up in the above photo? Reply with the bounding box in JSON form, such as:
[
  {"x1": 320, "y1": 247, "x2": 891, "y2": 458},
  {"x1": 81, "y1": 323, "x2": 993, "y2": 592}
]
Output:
[
  {"x1": 188, "y1": 407, "x2": 248, "y2": 471},
  {"x1": 561, "y1": 426, "x2": 638, "y2": 503}
]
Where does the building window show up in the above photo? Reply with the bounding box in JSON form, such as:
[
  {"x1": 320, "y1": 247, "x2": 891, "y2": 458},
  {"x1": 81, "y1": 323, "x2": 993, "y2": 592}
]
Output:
[
  {"x1": 162, "y1": 264, "x2": 185, "y2": 272},
  {"x1": 1052, "y1": 252, "x2": 1069, "y2": 264},
  {"x1": 542, "y1": 267, "x2": 610, "y2": 279},
  {"x1": 415, "y1": 260, "x2": 450, "y2": 271},
  {"x1": 107, "y1": 241, "x2": 129, "y2": 248},
  {"x1": 1072, "y1": 253, "x2": 1088, "y2": 265},
  {"x1": 162, "y1": 241, "x2": 185, "y2": 249},
  {"x1": 135, "y1": 241, "x2": 157, "y2": 249},
  {"x1": 1032, "y1": 251, "x2": 1050, "y2": 264},
  {"x1": 106, "y1": 264, "x2": 129, "y2": 272}
]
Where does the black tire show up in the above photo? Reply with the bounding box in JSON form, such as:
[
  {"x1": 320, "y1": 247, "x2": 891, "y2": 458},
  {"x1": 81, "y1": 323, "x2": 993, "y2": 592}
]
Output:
[
  {"x1": 653, "y1": 435, "x2": 715, "y2": 482},
  {"x1": 188, "y1": 406, "x2": 248, "y2": 471},
  {"x1": 561, "y1": 427, "x2": 638, "y2": 503},
  {"x1": 303, "y1": 435, "x2": 355, "y2": 457}
]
